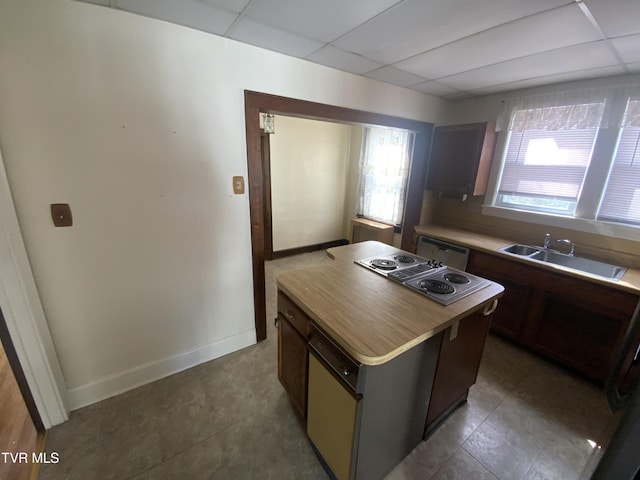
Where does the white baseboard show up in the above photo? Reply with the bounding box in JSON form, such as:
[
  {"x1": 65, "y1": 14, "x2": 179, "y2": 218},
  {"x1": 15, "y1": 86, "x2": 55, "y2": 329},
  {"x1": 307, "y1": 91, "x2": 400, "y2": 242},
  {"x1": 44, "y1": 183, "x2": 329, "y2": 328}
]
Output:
[{"x1": 65, "y1": 329, "x2": 257, "y2": 412}]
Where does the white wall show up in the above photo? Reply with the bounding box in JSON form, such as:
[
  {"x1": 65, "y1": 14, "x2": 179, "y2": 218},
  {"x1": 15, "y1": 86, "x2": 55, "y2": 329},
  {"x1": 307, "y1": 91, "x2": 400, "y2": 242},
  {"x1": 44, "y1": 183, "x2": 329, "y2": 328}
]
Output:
[
  {"x1": 0, "y1": 0, "x2": 448, "y2": 412},
  {"x1": 270, "y1": 116, "x2": 352, "y2": 251}
]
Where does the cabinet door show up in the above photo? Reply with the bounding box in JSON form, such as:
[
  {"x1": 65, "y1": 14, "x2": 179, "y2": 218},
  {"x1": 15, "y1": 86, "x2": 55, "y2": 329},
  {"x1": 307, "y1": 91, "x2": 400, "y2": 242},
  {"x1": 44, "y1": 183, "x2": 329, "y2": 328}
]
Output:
[
  {"x1": 426, "y1": 309, "x2": 492, "y2": 432},
  {"x1": 467, "y1": 251, "x2": 531, "y2": 341},
  {"x1": 426, "y1": 123, "x2": 495, "y2": 196},
  {"x1": 532, "y1": 292, "x2": 629, "y2": 382},
  {"x1": 277, "y1": 316, "x2": 308, "y2": 419}
]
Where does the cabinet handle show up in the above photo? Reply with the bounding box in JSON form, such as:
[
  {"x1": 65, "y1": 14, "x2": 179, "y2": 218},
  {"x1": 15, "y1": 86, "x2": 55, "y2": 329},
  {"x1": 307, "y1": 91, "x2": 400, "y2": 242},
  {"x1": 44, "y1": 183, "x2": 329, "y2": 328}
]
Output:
[
  {"x1": 285, "y1": 310, "x2": 295, "y2": 322},
  {"x1": 483, "y1": 299, "x2": 498, "y2": 316},
  {"x1": 274, "y1": 317, "x2": 279, "y2": 328}
]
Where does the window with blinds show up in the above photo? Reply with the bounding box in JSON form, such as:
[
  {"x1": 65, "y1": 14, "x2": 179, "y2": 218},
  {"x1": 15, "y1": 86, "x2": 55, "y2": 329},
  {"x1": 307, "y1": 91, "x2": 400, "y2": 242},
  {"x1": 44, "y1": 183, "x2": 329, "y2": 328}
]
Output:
[
  {"x1": 597, "y1": 99, "x2": 640, "y2": 225},
  {"x1": 496, "y1": 103, "x2": 603, "y2": 215}
]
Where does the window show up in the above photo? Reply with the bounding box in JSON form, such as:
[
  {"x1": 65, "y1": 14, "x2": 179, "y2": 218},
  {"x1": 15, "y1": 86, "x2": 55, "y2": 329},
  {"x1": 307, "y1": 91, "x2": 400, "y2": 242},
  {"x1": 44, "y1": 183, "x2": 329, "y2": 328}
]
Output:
[
  {"x1": 597, "y1": 99, "x2": 640, "y2": 225},
  {"x1": 496, "y1": 102, "x2": 604, "y2": 216},
  {"x1": 356, "y1": 127, "x2": 415, "y2": 225},
  {"x1": 489, "y1": 87, "x2": 640, "y2": 234}
]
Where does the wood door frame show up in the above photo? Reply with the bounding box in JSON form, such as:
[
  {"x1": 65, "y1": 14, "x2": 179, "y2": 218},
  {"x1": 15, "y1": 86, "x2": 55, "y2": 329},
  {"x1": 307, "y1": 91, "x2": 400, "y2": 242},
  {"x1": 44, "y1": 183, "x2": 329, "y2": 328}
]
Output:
[
  {"x1": 245, "y1": 91, "x2": 433, "y2": 341},
  {"x1": 261, "y1": 131, "x2": 274, "y2": 261},
  {"x1": 0, "y1": 307, "x2": 44, "y2": 431}
]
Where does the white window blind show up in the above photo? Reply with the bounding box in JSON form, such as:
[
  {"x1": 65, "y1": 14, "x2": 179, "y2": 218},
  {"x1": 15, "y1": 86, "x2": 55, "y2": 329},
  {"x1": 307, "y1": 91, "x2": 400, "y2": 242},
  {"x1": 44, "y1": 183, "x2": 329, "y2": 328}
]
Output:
[
  {"x1": 496, "y1": 102, "x2": 604, "y2": 215},
  {"x1": 597, "y1": 99, "x2": 640, "y2": 225},
  {"x1": 356, "y1": 127, "x2": 414, "y2": 225}
]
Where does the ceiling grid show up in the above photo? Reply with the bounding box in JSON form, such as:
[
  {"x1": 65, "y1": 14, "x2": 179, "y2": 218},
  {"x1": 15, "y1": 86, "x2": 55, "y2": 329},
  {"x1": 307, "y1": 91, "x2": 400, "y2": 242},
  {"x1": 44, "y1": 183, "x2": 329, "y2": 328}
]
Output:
[{"x1": 77, "y1": 0, "x2": 640, "y2": 99}]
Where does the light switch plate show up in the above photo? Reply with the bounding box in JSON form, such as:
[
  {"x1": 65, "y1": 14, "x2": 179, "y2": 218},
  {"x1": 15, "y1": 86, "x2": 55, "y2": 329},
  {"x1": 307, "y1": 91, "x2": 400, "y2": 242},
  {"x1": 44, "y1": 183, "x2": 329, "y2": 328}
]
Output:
[
  {"x1": 51, "y1": 203, "x2": 73, "y2": 227},
  {"x1": 233, "y1": 176, "x2": 245, "y2": 194}
]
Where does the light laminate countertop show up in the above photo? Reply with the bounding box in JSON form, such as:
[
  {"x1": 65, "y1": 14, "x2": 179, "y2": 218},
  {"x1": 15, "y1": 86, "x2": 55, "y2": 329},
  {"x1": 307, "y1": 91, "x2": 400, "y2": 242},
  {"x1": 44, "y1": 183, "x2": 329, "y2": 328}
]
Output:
[
  {"x1": 276, "y1": 242, "x2": 504, "y2": 366},
  {"x1": 414, "y1": 224, "x2": 640, "y2": 295}
]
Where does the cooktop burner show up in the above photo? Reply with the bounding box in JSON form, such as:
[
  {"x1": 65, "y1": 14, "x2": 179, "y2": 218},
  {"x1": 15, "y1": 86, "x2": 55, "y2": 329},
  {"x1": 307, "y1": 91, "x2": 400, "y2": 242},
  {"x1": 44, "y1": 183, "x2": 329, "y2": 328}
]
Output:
[
  {"x1": 355, "y1": 253, "x2": 425, "y2": 277},
  {"x1": 443, "y1": 273, "x2": 470, "y2": 284},
  {"x1": 403, "y1": 267, "x2": 490, "y2": 305},
  {"x1": 394, "y1": 254, "x2": 416, "y2": 264},
  {"x1": 355, "y1": 252, "x2": 490, "y2": 305},
  {"x1": 419, "y1": 279, "x2": 455, "y2": 294},
  {"x1": 370, "y1": 259, "x2": 398, "y2": 270}
]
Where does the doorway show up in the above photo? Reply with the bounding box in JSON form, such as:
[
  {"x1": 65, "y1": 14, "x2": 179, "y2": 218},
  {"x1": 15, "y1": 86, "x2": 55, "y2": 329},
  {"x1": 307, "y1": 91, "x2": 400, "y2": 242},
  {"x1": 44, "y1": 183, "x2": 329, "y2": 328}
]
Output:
[
  {"x1": 0, "y1": 307, "x2": 45, "y2": 479},
  {"x1": 244, "y1": 91, "x2": 433, "y2": 341}
]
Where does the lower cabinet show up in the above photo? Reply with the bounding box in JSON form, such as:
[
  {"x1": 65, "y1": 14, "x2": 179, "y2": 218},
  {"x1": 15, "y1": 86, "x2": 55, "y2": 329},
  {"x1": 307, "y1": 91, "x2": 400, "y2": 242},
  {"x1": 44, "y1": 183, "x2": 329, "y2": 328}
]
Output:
[
  {"x1": 278, "y1": 316, "x2": 308, "y2": 419},
  {"x1": 277, "y1": 292, "x2": 311, "y2": 419},
  {"x1": 467, "y1": 250, "x2": 639, "y2": 384},
  {"x1": 425, "y1": 308, "x2": 492, "y2": 435}
]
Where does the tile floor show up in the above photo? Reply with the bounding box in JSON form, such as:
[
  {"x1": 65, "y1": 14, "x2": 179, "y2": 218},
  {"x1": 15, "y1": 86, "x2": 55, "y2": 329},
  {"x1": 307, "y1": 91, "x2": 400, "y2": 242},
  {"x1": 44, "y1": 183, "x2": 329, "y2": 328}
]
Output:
[{"x1": 40, "y1": 250, "x2": 618, "y2": 480}]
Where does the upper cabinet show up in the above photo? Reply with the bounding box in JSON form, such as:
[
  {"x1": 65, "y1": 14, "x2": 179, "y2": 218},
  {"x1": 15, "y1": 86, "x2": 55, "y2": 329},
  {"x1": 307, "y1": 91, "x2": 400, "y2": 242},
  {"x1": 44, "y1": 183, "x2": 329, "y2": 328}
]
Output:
[{"x1": 425, "y1": 122, "x2": 497, "y2": 199}]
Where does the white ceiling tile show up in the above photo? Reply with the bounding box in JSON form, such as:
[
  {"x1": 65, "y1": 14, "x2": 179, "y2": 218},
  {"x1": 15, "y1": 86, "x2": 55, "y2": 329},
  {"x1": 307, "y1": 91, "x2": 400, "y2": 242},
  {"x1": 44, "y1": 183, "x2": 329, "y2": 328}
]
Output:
[
  {"x1": 306, "y1": 46, "x2": 383, "y2": 75},
  {"x1": 585, "y1": 0, "x2": 640, "y2": 38},
  {"x1": 610, "y1": 34, "x2": 640, "y2": 64},
  {"x1": 440, "y1": 42, "x2": 619, "y2": 91},
  {"x1": 115, "y1": 0, "x2": 238, "y2": 35},
  {"x1": 78, "y1": 0, "x2": 110, "y2": 5},
  {"x1": 197, "y1": 0, "x2": 251, "y2": 14},
  {"x1": 628, "y1": 63, "x2": 640, "y2": 73},
  {"x1": 230, "y1": 18, "x2": 323, "y2": 57},
  {"x1": 411, "y1": 81, "x2": 464, "y2": 97},
  {"x1": 395, "y1": 4, "x2": 602, "y2": 80},
  {"x1": 468, "y1": 65, "x2": 629, "y2": 95},
  {"x1": 363, "y1": 66, "x2": 426, "y2": 87},
  {"x1": 334, "y1": 0, "x2": 573, "y2": 64},
  {"x1": 443, "y1": 91, "x2": 477, "y2": 101},
  {"x1": 244, "y1": 0, "x2": 400, "y2": 43}
]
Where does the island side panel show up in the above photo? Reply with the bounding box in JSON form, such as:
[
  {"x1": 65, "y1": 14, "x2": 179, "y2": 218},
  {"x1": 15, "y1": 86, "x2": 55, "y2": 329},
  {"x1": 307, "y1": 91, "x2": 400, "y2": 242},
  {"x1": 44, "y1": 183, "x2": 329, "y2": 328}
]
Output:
[{"x1": 355, "y1": 332, "x2": 443, "y2": 480}]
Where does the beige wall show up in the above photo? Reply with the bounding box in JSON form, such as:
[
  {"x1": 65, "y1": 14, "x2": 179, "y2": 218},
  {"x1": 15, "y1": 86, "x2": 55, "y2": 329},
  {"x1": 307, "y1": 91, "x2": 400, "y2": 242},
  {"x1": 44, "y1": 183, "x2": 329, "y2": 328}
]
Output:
[
  {"x1": 0, "y1": 0, "x2": 448, "y2": 412},
  {"x1": 270, "y1": 116, "x2": 352, "y2": 251}
]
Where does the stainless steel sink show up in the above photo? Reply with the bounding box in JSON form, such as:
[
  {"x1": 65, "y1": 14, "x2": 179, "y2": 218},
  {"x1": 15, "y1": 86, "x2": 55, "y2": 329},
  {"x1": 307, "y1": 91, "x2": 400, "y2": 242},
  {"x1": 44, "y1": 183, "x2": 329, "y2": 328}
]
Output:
[
  {"x1": 530, "y1": 250, "x2": 627, "y2": 281},
  {"x1": 500, "y1": 243, "x2": 628, "y2": 280},
  {"x1": 500, "y1": 243, "x2": 541, "y2": 256}
]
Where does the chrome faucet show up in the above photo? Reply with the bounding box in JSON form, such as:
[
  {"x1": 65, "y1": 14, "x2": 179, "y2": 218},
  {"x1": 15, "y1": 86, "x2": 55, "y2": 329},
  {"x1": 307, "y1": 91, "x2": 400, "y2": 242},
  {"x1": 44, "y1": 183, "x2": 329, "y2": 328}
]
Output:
[
  {"x1": 556, "y1": 238, "x2": 575, "y2": 256},
  {"x1": 543, "y1": 233, "x2": 551, "y2": 249}
]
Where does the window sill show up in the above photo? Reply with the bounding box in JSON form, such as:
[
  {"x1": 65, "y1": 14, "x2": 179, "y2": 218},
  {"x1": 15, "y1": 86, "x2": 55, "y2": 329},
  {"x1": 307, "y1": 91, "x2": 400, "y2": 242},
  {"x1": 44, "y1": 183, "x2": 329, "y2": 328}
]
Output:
[{"x1": 481, "y1": 205, "x2": 640, "y2": 242}]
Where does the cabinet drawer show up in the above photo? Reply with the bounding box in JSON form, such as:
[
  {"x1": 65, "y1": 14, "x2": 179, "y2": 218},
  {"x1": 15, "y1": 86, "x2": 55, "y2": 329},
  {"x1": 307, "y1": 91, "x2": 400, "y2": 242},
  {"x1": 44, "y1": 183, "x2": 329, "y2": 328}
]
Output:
[{"x1": 278, "y1": 292, "x2": 312, "y2": 339}]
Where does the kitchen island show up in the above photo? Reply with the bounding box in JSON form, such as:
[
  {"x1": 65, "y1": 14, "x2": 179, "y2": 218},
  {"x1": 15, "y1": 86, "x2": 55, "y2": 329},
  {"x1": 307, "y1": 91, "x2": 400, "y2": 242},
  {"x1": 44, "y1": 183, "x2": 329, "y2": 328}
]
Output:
[{"x1": 276, "y1": 241, "x2": 504, "y2": 480}]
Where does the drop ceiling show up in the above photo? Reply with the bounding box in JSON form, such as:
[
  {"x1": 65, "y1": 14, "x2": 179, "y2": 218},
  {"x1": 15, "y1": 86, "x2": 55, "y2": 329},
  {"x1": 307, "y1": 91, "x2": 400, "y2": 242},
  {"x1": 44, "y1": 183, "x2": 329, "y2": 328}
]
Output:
[{"x1": 78, "y1": 0, "x2": 640, "y2": 100}]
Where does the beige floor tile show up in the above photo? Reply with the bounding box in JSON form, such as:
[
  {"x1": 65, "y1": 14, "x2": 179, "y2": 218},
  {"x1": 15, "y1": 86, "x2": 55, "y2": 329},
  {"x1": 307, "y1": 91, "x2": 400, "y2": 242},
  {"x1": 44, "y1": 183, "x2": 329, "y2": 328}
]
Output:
[
  {"x1": 40, "y1": 250, "x2": 616, "y2": 480},
  {"x1": 430, "y1": 448, "x2": 499, "y2": 480}
]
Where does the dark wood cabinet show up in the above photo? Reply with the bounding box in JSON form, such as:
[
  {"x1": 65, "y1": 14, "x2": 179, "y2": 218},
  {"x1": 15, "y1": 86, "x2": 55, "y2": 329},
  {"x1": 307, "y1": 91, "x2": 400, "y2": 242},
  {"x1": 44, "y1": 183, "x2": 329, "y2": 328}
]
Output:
[
  {"x1": 277, "y1": 292, "x2": 312, "y2": 419},
  {"x1": 426, "y1": 122, "x2": 496, "y2": 198},
  {"x1": 467, "y1": 250, "x2": 639, "y2": 384},
  {"x1": 531, "y1": 291, "x2": 628, "y2": 381},
  {"x1": 425, "y1": 308, "x2": 492, "y2": 435},
  {"x1": 466, "y1": 251, "x2": 532, "y2": 341}
]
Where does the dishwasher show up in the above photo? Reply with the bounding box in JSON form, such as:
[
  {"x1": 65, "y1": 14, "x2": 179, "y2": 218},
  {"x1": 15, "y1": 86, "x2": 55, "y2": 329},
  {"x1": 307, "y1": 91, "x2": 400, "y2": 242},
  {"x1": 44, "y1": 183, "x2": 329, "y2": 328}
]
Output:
[
  {"x1": 306, "y1": 325, "x2": 441, "y2": 480},
  {"x1": 416, "y1": 236, "x2": 469, "y2": 270}
]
